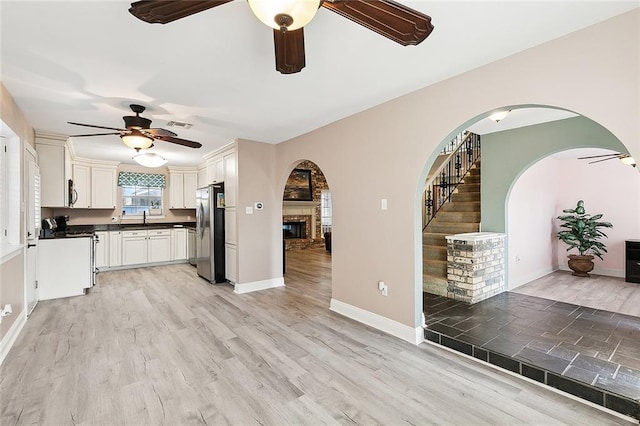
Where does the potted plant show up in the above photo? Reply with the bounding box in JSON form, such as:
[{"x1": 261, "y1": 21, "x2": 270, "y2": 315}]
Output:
[{"x1": 556, "y1": 200, "x2": 613, "y2": 277}]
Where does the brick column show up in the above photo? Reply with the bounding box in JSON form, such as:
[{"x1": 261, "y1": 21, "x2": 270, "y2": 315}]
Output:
[{"x1": 445, "y1": 232, "x2": 506, "y2": 304}]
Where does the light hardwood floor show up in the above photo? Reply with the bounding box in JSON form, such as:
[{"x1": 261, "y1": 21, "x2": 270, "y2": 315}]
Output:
[
  {"x1": 1, "y1": 249, "x2": 635, "y2": 425},
  {"x1": 512, "y1": 271, "x2": 640, "y2": 317}
]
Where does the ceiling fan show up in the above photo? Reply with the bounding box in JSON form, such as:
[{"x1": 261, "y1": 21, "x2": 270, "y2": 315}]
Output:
[
  {"x1": 578, "y1": 152, "x2": 636, "y2": 167},
  {"x1": 128, "y1": 0, "x2": 434, "y2": 74},
  {"x1": 67, "y1": 104, "x2": 202, "y2": 151}
]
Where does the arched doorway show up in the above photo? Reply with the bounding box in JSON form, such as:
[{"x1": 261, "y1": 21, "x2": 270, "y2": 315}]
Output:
[{"x1": 281, "y1": 160, "x2": 333, "y2": 301}]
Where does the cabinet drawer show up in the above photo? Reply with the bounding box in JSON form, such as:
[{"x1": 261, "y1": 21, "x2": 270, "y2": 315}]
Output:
[
  {"x1": 148, "y1": 229, "x2": 171, "y2": 237},
  {"x1": 122, "y1": 230, "x2": 148, "y2": 238}
]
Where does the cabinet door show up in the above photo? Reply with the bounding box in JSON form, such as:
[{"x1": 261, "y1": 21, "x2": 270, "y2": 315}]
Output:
[
  {"x1": 225, "y1": 243, "x2": 237, "y2": 283},
  {"x1": 223, "y1": 153, "x2": 236, "y2": 207},
  {"x1": 72, "y1": 163, "x2": 91, "y2": 208},
  {"x1": 148, "y1": 232, "x2": 172, "y2": 263},
  {"x1": 91, "y1": 167, "x2": 117, "y2": 209},
  {"x1": 169, "y1": 172, "x2": 185, "y2": 209},
  {"x1": 224, "y1": 207, "x2": 237, "y2": 245},
  {"x1": 198, "y1": 168, "x2": 207, "y2": 188},
  {"x1": 183, "y1": 173, "x2": 198, "y2": 209},
  {"x1": 187, "y1": 229, "x2": 196, "y2": 263},
  {"x1": 122, "y1": 234, "x2": 148, "y2": 266},
  {"x1": 109, "y1": 231, "x2": 122, "y2": 267},
  {"x1": 172, "y1": 228, "x2": 187, "y2": 260},
  {"x1": 95, "y1": 231, "x2": 109, "y2": 268},
  {"x1": 36, "y1": 143, "x2": 67, "y2": 207},
  {"x1": 213, "y1": 158, "x2": 224, "y2": 183}
]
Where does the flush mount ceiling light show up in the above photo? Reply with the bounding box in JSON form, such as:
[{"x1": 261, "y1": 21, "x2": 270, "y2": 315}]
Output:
[
  {"x1": 133, "y1": 152, "x2": 167, "y2": 168},
  {"x1": 247, "y1": 0, "x2": 321, "y2": 31},
  {"x1": 620, "y1": 155, "x2": 637, "y2": 167},
  {"x1": 489, "y1": 110, "x2": 511, "y2": 123},
  {"x1": 121, "y1": 129, "x2": 154, "y2": 151}
]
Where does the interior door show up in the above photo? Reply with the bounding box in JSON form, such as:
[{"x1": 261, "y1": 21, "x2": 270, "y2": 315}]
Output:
[{"x1": 25, "y1": 149, "x2": 40, "y2": 315}]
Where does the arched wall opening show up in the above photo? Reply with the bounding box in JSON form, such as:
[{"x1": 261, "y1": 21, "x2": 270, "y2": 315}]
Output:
[
  {"x1": 279, "y1": 159, "x2": 333, "y2": 299},
  {"x1": 418, "y1": 105, "x2": 637, "y2": 310}
]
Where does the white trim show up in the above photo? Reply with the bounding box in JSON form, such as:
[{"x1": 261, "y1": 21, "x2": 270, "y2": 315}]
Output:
[
  {"x1": 234, "y1": 277, "x2": 285, "y2": 294},
  {"x1": 0, "y1": 309, "x2": 26, "y2": 365},
  {"x1": 330, "y1": 298, "x2": 424, "y2": 345}
]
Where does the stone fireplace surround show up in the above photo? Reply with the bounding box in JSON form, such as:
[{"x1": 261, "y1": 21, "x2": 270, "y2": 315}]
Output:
[{"x1": 283, "y1": 201, "x2": 322, "y2": 250}]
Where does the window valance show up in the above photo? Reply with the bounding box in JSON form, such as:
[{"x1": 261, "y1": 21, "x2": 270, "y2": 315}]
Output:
[{"x1": 117, "y1": 172, "x2": 166, "y2": 188}]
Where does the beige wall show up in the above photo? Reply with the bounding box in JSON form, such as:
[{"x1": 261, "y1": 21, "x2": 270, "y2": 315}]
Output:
[
  {"x1": 274, "y1": 10, "x2": 640, "y2": 328},
  {"x1": 1, "y1": 82, "x2": 34, "y2": 147},
  {"x1": 52, "y1": 163, "x2": 196, "y2": 225}
]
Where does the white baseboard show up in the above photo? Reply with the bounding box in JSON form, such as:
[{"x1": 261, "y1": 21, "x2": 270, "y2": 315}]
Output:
[
  {"x1": 0, "y1": 310, "x2": 26, "y2": 365},
  {"x1": 330, "y1": 298, "x2": 424, "y2": 345},
  {"x1": 557, "y1": 265, "x2": 624, "y2": 278},
  {"x1": 234, "y1": 277, "x2": 285, "y2": 294}
]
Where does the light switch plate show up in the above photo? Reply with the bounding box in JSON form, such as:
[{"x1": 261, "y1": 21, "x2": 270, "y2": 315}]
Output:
[
  {"x1": 246, "y1": 206, "x2": 254, "y2": 214},
  {"x1": 381, "y1": 199, "x2": 388, "y2": 210}
]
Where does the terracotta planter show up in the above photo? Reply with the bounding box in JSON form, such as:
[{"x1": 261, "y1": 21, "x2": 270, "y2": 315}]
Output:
[{"x1": 567, "y1": 254, "x2": 594, "y2": 277}]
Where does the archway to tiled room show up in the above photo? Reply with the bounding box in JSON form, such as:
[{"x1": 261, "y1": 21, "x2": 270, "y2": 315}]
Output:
[
  {"x1": 281, "y1": 160, "x2": 333, "y2": 304},
  {"x1": 419, "y1": 106, "x2": 640, "y2": 415}
]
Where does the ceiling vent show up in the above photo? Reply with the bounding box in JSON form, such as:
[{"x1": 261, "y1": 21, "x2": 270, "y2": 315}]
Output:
[{"x1": 166, "y1": 121, "x2": 193, "y2": 129}]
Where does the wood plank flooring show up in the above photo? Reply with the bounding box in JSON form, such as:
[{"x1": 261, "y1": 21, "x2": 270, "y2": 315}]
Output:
[
  {"x1": 512, "y1": 271, "x2": 640, "y2": 317},
  {"x1": 1, "y1": 249, "x2": 636, "y2": 425}
]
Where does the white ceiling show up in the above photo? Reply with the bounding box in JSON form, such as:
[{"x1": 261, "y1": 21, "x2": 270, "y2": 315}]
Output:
[{"x1": 1, "y1": 1, "x2": 638, "y2": 166}]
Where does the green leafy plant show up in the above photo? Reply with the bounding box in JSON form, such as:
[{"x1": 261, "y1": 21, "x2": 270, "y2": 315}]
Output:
[{"x1": 557, "y1": 200, "x2": 613, "y2": 260}]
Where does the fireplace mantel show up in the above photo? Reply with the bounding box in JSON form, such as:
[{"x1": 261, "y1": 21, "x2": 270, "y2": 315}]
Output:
[{"x1": 283, "y1": 201, "x2": 320, "y2": 207}]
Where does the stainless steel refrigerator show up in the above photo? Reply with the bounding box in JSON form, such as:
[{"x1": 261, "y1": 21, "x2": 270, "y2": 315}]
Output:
[{"x1": 196, "y1": 183, "x2": 226, "y2": 283}]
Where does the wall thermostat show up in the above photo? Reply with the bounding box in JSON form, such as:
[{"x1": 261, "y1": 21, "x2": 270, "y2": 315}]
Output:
[{"x1": 255, "y1": 202, "x2": 264, "y2": 210}]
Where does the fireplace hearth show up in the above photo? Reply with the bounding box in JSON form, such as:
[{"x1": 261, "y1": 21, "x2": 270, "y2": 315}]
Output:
[{"x1": 283, "y1": 221, "x2": 306, "y2": 239}]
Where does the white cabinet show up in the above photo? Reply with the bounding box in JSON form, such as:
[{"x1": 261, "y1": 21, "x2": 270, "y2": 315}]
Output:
[
  {"x1": 71, "y1": 161, "x2": 118, "y2": 209},
  {"x1": 95, "y1": 231, "x2": 109, "y2": 268},
  {"x1": 91, "y1": 167, "x2": 117, "y2": 209},
  {"x1": 169, "y1": 168, "x2": 198, "y2": 209},
  {"x1": 187, "y1": 228, "x2": 196, "y2": 264},
  {"x1": 148, "y1": 229, "x2": 172, "y2": 263},
  {"x1": 223, "y1": 152, "x2": 236, "y2": 207},
  {"x1": 109, "y1": 231, "x2": 122, "y2": 267},
  {"x1": 121, "y1": 230, "x2": 148, "y2": 266},
  {"x1": 172, "y1": 228, "x2": 187, "y2": 260},
  {"x1": 39, "y1": 237, "x2": 91, "y2": 300},
  {"x1": 35, "y1": 136, "x2": 71, "y2": 207},
  {"x1": 72, "y1": 163, "x2": 91, "y2": 208},
  {"x1": 121, "y1": 229, "x2": 172, "y2": 265},
  {"x1": 225, "y1": 243, "x2": 237, "y2": 283}
]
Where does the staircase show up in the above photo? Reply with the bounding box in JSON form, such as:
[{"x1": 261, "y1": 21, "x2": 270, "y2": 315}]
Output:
[{"x1": 423, "y1": 161, "x2": 481, "y2": 296}]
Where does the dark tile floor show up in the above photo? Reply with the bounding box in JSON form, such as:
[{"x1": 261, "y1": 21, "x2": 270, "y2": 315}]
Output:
[{"x1": 424, "y1": 292, "x2": 640, "y2": 406}]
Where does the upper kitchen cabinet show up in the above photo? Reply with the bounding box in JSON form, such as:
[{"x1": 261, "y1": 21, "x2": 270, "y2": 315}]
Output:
[
  {"x1": 200, "y1": 143, "x2": 237, "y2": 207},
  {"x1": 72, "y1": 159, "x2": 118, "y2": 209},
  {"x1": 168, "y1": 167, "x2": 198, "y2": 209},
  {"x1": 35, "y1": 134, "x2": 72, "y2": 207}
]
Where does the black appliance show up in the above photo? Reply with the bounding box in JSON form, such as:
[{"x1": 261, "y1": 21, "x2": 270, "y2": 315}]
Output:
[
  {"x1": 40, "y1": 218, "x2": 57, "y2": 238},
  {"x1": 68, "y1": 179, "x2": 78, "y2": 207},
  {"x1": 55, "y1": 215, "x2": 69, "y2": 232},
  {"x1": 196, "y1": 183, "x2": 226, "y2": 283}
]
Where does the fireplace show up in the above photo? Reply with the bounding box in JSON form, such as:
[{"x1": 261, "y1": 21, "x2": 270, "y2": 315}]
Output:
[{"x1": 283, "y1": 221, "x2": 306, "y2": 239}]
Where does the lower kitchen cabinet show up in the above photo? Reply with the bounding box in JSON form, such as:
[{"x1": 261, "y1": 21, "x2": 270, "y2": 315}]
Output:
[
  {"x1": 148, "y1": 229, "x2": 172, "y2": 263},
  {"x1": 109, "y1": 231, "x2": 122, "y2": 267},
  {"x1": 39, "y1": 237, "x2": 92, "y2": 300},
  {"x1": 225, "y1": 243, "x2": 237, "y2": 283},
  {"x1": 122, "y1": 230, "x2": 148, "y2": 266},
  {"x1": 95, "y1": 231, "x2": 109, "y2": 268},
  {"x1": 172, "y1": 228, "x2": 187, "y2": 260}
]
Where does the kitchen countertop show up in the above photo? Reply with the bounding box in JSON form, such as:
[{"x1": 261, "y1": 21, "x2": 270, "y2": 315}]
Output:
[{"x1": 40, "y1": 222, "x2": 196, "y2": 239}]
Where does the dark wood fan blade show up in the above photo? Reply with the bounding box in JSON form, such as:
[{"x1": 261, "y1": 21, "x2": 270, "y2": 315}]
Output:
[
  {"x1": 577, "y1": 153, "x2": 622, "y2": 159},
  {"x1": 154, "y1": 135, "x2": 202, "y2": 149},
  {"x1": 129, "y1": 0, "x2": 234, "y2": 24},
  {"x1": 144, "y1": 128, "x2": 177, "y2": 137},
  {"x1": 69, "y1": 133, "x2": 123, "y2": 137},
  {"x1": 68, "y1": 122, "x2": 127, "y2": 132},
  {"x1": 322, "y1": 0, "x2": 433, "y2": 46},
  {"x1": 589, "y1": 157, "x2": 620, "y2": 164},
  {"x1": 273, "y1": 28, "x2": 305, "y2": 74}
]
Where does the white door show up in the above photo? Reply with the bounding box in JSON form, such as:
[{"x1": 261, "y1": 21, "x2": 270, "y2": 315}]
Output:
[{"x1": 25, "y1": 149, "x2": 40, "y2": 315}]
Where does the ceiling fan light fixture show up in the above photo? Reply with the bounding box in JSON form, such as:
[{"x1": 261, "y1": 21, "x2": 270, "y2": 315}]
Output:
[
  {"x1": 247, "y1": 0, "x2": 321, "y2": 31},
  {"x1": 133, "y1": 152, "x2": 168, "y2": 168},
  {"x1": 620, "y1": 155, "x2": 637, "y2": 167},
  {"x1": 489, "y1": 110, "x2": 511, "y2": 123},
  {"x1": 121, "y1": 130, "x2": 153, "y2": 151}
]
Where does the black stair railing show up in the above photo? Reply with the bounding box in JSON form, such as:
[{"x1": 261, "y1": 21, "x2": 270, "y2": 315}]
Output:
[{"x1": 423, "y1": 132, "x2": 481, "y2": 230}]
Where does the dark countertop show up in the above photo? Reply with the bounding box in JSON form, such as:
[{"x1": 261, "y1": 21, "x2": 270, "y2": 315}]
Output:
[{"x1": 40, "y1": 222, "x2": 196, "y2": 239}]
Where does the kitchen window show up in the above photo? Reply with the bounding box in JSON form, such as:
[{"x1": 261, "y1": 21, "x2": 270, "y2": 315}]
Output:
[{"x1": 118, "y1": 172, "x2": 165, "y2": 217}]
